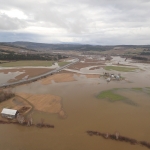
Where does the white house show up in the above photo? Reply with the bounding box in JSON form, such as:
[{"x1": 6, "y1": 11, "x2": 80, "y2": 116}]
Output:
[{"x1": 1, "y1": 108, "x2": 18, "y2": 119}]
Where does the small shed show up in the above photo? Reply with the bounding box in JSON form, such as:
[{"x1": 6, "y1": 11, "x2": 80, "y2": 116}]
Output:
[
  {"x1": 110, "y1": 74, "x2": 115, "y2": 78},
  {"x1": 116, "y1": 75, "x2": 120, "y2": 80},
  {"x1": 107, "y1": 78, "x2": 111, "y2": 82},
  {"x1": 1, "y1": 108, "x2": 18, "y2": 119}
]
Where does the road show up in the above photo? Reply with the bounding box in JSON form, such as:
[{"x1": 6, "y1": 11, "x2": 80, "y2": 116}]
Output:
[{"x1": 0, "y1": 58, "x2": 79, "y2": 88}]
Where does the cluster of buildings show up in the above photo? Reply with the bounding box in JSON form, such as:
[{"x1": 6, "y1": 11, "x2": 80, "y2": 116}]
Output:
[{"x1": 103, "y1": 72, "x2": 121, "y2": 82}]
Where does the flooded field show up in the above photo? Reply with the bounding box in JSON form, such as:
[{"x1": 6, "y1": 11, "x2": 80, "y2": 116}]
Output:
[{"x1": 0, "y1": 56, "x2": 150, "y2": 150}]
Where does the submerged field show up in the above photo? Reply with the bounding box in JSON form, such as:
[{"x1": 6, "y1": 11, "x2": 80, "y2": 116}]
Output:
[
  {"x1": 0, "y1": 56, "x2": 150, "y2": 150},
  {"x1": 104, "y1": 66, "x2": 137, "y2": 72},
  {"x1": 97, "y1": 88, "x2": 150, "y2": 106},
  {"x1": 97, "y1": 89, "x2": 125, "y2": 102}
]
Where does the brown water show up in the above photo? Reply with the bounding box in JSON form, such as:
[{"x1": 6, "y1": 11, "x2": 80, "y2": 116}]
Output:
[{"x1": 0, "y1": 72, "x2": 150, "y2": 150}]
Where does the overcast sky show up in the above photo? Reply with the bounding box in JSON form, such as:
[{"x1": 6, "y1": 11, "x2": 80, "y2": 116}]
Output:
[{"x1": 0, "y1": 0, "x2": 150, "y2": 45}]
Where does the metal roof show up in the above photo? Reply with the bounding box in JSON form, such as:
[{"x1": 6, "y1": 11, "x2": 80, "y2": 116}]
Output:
[{"x1": 1, "y1": 108, "x2": 17, "y2": 116}]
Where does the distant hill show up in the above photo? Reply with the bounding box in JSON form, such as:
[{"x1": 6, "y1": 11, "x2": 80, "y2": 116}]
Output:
[
  {"x1": 0, "y1": 41, "x2": 150, "y2": 52},
  {"x1": 0, "y1": 42, "x2": 36, "y2": 53},
  {"x1": 0, "y1": 41, "x2": 116, "y2": 51},
  {"x1": 0, "y1": 42, "x2": 68, "y2": 61}
]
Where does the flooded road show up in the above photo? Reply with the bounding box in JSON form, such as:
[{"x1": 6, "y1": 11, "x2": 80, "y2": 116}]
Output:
[{"x1": 0, "y1": 57, "x2": 150, "y2": 150}]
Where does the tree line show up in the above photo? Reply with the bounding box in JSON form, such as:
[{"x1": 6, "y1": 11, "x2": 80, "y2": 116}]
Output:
[
  {"x1": 0, "y1": 90, "x2": 15, "y2": 103},
  {"x1": 0, "y1": 49, "x2": 67, "y2": 61},
  {"x1": 132, "y1": 56, "x2": 148, "y2": 61},
  {"x1": 140, "y1": 52, "x2": 150, "y2": 55}
]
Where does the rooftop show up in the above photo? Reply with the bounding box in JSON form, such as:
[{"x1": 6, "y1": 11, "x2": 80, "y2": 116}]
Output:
[{"x1": 1, "y1": 108, "x2": 17, "y2": 116}]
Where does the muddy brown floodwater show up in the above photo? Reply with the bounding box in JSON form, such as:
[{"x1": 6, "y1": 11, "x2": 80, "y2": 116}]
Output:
[{"x1": 0, "y1": 59, "x2": 150, "y2": 150}]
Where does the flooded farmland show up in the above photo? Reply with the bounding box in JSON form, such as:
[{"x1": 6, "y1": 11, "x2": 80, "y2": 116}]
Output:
[{"x1": 0, "y1": 57, "x2": 150, "y2": 150}]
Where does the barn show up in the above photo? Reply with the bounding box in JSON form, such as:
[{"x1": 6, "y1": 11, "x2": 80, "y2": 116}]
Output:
[{"x1": 1, "y1": 108, "x2": 18, "y2": 119}]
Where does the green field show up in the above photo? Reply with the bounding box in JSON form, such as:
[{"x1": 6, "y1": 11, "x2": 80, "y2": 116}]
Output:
[
  {"x1": 58, "y1": 62, "x2": 70, "y2": 67},
  {"x1": 97, "y1": 90, "x2": 125, "y2": 102},
  {"x1": 132, "y1": 88, "x2": 143, "y2": 91},
  {"x1": 0, "y1": 61, "x2": 54, "y2": 67},
  {"x1": 0, "y1": 60, "x2": 70, "y2": 67},
  {"x1": 104, "y1": 66, "x2": 137, "y2": 72}
]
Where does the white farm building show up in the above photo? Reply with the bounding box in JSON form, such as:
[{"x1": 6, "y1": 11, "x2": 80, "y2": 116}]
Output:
[{"x1": 1, "y1": 108, "x2": 18, "y2": 119}]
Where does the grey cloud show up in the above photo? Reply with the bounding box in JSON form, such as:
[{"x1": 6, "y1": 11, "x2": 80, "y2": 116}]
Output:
[
  {"x1": 0, "y1": 13, "x2": 27, "y2": 30},
  {"x1": 0, "y1": 0, "x2": 150, "y2": 44}
]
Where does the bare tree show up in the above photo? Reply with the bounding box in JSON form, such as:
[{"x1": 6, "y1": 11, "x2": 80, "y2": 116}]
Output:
[
  {"x1": 17, "y1": 114, "x2": 25, "y2": 124},
  {"x1": 26, "y1": 115, "x2": 33, "y2": 126},
  {"x1": 0, "y1": 88, "x2": 15, "y2": 102}
]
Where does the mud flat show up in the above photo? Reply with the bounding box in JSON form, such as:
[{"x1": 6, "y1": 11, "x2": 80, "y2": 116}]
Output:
[
  {"x1": 17, "y1": 93, "x2": 66, "y2": 118},
  {"x1": 40, "y1": 72, "x2": 78, "y2": 85},
  {"x1": 40, "y1": 71, "x2": 100, "y2": 85}
]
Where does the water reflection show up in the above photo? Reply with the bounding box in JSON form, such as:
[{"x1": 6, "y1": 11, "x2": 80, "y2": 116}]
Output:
[{"x1": 0, "y1": 71, "x2": 24, "y2": 85}]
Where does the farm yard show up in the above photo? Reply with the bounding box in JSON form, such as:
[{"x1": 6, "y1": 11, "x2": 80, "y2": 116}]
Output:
[
  {"x1": 0, "y1": 95, "x2": 32, "y2": 120},
  {"x1": 17, "y1": 93, "x2": 65, "y2": 117}
]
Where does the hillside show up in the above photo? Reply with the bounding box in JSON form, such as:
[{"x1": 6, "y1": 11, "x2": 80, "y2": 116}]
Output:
[
  {"x1": 0, "y1": 42, "x2": 115, "y2": 51},
  {"x1": 1, "y1": 42, "x2": 150, "y2": 62},
  {"x1": 0, "y1": 43, "x2": 36, "y2": 53},
  {"x1": 0, "y1": 43, "x2": 67, "y2": 61},
  {"x1": 1, "y1": 41, "x2": 150, "y2": 52}
]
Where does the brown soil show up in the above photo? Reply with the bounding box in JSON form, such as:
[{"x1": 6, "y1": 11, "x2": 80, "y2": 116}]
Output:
[
  {"x1": 18, "y1": 106, "x2": 30, "y2": 114},
  {"x1": 68, "y1": 62, "x2": 104, "y2": 70},
  {"x1": 0, "y1": 68, "x2": 52, "y2": 82},
  {"x1": 40, "y1": 71, "x2": 100, "y2": 84},
  {"x1": 17, "y1": 93, "x2": 66, "y2": 117},
  {"x1": 16, "y1": 93, "x2": 32, "y2": 99},
  {"x1": 40, "y1": 72, "x2": 78, "y2": 85}
]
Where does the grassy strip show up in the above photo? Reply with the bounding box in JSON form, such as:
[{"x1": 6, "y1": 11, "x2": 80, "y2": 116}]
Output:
[
  {"x1": 97, "y1": 90, "x2": 125, "y2": 102},
  {"x1": 0, "y1": 60, "x2": 53, "y2": 67},
  {"x1": 104, "y1": 66, "x2": 137, "y2": 72},
  {"x1": 132, "y1": 88, "x2": 143, "y2": 91},
  {"x1": 58, "y1": 62, "x2": 70, "y2": 67}
]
